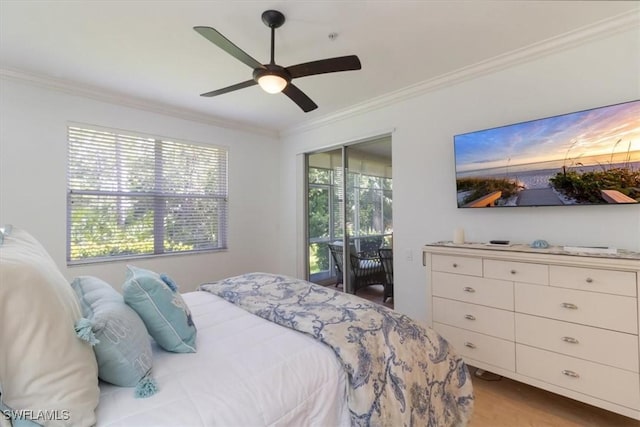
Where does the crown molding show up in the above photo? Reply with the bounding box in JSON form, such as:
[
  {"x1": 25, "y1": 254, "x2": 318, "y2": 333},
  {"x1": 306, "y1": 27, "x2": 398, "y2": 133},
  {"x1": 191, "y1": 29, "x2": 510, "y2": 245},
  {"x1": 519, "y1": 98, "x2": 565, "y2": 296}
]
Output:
[
  {"x1": 282, "y1": 10, "x2": 640, "y2": 137},
  {"x1": 0, "y1": 67, "x2": 279, "y2": 138}
]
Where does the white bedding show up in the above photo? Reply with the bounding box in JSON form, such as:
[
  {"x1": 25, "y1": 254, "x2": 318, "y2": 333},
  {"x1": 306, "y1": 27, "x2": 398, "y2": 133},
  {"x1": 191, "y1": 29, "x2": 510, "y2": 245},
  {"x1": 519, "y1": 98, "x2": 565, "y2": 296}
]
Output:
[{"x1": 96, "y1": 291, "x2": 350, "y2": 427}]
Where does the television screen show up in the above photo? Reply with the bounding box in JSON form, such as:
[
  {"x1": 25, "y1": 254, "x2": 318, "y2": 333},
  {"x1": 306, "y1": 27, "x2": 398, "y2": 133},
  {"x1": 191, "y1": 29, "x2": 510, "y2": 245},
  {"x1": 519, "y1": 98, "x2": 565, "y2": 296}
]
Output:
[{"x1": 454, "y1": 100, "x2": 640, "y2": 208}]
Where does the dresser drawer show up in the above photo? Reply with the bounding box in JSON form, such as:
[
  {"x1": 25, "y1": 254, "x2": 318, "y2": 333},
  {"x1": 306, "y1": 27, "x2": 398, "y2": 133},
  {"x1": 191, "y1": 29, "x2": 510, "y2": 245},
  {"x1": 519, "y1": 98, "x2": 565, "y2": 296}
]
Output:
[
  {"x1": 432, "y1": 271, "x2": 514, "y2": 310},
  {"x1": 550, "y1": 265, "x2": 637, "y2": 297},
  {"x1": 517, "y1": 344, "x2": 640, "y2": 410},
  {"x1": 515, "y1": 313, "x2": 639, "y2": 372},
  {"x1": 432, "y1": 254, "x2": 482, "y2": 276},
  {"x1": 515, "y1": 283, "x2": 638, "y2": 334},
  {"x1": 433, "y1": 297, "x2": 514, "y2": 340},
  {"x1": 484, "y1": 259, "x2": 548, "y2": 285},
  {"x1": 435, "y1": 322, "x2": 515, "y2": 371}
]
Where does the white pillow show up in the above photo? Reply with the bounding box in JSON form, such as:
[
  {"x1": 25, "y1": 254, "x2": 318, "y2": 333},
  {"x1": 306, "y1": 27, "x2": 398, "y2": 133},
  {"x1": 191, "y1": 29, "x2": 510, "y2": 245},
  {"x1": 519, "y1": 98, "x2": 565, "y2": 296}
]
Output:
[{"x1": 0, "y1": 226, "x2": 99, "y2": 427}]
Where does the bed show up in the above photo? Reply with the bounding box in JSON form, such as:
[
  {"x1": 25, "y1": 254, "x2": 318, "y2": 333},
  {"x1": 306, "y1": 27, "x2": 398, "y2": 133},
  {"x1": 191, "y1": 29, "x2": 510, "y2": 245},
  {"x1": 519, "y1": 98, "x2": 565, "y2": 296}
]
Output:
[
  {"x1": 0, "y1": 226, "x2": 473, "y2": 427},
  {"x1": 96, "y1": 290, "x2": 351, "y2": 426},
  {"x1": 98, "y1": 273, "x2": 474, "y2": 426}
]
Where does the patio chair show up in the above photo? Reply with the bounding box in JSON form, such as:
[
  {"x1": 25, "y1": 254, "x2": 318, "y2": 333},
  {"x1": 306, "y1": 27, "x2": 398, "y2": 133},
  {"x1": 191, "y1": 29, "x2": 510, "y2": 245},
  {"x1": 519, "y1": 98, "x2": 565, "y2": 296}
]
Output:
[
  {"x1": 328, "y1": 243, "x2": 345, "y2": 287},
  {"x1": 349, "y1": 250, "x2": 385, "y2": 294},
  {"x1": 358, "y1": 236, "x2": 384, "y2": 257},
  {"x1": 378, "y1": 248, "x2": 394, "y2": 302},
  {"x1": 329, "y1": 242, "x2": 385, "y2": 294}
]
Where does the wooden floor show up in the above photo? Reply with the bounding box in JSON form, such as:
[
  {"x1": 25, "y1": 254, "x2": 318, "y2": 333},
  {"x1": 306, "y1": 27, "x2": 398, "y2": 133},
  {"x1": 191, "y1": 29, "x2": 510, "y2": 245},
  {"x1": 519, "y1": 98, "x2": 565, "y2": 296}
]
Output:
[
  {"x1": 469, "y1": 366, "x2": 639, "y2": 427},
  {"x1": 335, "y1": 284, "x2": 638, "y2": 426}
]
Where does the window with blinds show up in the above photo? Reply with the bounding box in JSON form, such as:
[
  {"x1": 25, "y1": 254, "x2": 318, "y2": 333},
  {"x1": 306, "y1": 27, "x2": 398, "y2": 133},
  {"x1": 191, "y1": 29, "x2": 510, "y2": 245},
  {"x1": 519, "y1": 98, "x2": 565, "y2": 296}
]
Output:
[{"x1": 67, "y1": 125, "x2": 228, "y2": 263}]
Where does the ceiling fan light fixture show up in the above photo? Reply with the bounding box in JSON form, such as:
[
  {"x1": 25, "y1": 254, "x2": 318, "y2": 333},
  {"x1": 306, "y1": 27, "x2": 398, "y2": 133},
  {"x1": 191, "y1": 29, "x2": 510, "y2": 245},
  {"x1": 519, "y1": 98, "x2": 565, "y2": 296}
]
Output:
[
  {"x1": 258, "y1": 74, "x2": 287, "y2": 94},
  {"x1": 195, "y1": 9, "x2": 361, "y2": 112}
]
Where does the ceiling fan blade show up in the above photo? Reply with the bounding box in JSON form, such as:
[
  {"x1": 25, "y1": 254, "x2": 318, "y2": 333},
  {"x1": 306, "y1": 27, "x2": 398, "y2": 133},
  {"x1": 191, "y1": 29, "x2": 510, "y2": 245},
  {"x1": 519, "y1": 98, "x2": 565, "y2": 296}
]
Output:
[
  {"x1": 200, "y1": 79, "x2": 257, "y2": 97},
  {"x1": 282, "y1": 83, "x2": 318, "y2": 112},
  {"x1": 194, "y1": 26, "x2": 266, "y2": 70},
  {"x1": 286, "y1": 55, "x2": 361, "y2": 79}
]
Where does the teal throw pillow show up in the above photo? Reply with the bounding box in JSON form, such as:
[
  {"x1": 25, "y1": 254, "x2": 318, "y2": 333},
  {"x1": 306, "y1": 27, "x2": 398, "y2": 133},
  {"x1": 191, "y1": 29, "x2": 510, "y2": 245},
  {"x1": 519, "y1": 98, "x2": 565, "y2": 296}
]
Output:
[
  {"x1": 122, "y1": 266, "x2": 197, "y2": 353},
  {"x1": 71, "y1": 276, "x2": 157, "y2": 398}
]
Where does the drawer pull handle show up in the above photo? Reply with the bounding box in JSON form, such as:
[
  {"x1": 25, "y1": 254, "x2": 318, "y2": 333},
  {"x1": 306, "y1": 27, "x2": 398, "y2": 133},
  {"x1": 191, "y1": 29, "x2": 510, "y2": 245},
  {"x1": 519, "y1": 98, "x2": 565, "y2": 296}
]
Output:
[
  {"x1": 464, "y1": 342, "x2": 476, "y2": 349},
  {"x1": 464, "y1": 314, "x2": 476, "y2": 321},
  {"x1": 452, "y1": 263, "x2": 458, "y2": 268},
  {"x1": 562, "y1": 370, "x2": 580, "y2": 378},
  {"x1": 561, "y1": 302, "x2": 578, "y2": 310},
  {"x1": 463, "y1": 287, "x2": 475, "y2": 293},
  {"x1": 510, "y1": 270, "x2": 517, "y2": 275},
  {"x1": 562, "y1": 336, "x2": 579, "y2": 344},
  {"x1": 585, "y1": 277, "x2": 593, "y2": 283}
]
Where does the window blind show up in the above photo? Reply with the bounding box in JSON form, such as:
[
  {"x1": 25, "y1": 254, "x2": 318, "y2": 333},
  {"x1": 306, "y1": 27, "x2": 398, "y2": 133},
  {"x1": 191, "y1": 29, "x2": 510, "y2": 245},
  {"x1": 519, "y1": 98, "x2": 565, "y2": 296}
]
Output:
[{"x1": 67, "y1": 125, "x2": 228, "y2": 263}]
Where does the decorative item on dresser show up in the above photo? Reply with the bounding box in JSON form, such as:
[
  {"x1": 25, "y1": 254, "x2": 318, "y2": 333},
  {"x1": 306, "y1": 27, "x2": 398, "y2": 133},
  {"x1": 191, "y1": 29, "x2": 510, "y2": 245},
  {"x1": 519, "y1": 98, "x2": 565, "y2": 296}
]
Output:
[{"x1": 423, "y1": 241, "x2": 640, "y2": 420}]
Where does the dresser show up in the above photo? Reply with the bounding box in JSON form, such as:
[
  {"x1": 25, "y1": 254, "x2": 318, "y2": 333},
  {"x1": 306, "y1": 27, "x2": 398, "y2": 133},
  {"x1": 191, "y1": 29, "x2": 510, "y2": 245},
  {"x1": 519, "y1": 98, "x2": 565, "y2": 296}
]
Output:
[{"x1": 423, "y1": 242, "x2": 640, "y2": 420}]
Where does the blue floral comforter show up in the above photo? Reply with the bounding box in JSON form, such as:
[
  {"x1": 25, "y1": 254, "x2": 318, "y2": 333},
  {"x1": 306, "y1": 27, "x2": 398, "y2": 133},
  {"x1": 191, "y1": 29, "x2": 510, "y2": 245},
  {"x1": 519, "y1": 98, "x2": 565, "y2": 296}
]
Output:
[{"x1": 199, "y1": 273, "x2": 473, "y2": 426}]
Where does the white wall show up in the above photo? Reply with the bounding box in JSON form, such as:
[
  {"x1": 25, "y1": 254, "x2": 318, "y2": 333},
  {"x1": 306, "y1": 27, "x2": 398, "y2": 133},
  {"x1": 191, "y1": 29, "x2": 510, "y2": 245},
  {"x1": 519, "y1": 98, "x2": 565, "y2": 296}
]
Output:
[
  {"x1": 0, "y1": 78, "x2": 282, "y2": 292},
  {"x1": 278, "y1": 28, "x2": 640, "y2": 322}
]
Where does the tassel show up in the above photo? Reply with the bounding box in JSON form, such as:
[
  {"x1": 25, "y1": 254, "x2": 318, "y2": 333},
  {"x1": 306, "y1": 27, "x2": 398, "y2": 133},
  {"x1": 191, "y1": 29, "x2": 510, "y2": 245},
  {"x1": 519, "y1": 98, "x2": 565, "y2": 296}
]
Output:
[
  {"x1": 160, "y1": 273, "x2": 178, "y2": 292},
  {"x1": 75, "y1": 318, "x2": 99, "y2": 346},
  {"x1": 135, "y1": 375, "x2": 158, "y2": 398}
]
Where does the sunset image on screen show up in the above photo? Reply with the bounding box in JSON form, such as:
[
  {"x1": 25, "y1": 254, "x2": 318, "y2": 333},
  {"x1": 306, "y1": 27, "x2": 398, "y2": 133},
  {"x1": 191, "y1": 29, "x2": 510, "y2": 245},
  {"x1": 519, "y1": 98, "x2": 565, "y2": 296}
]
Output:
[{"x1": 454, "y1": 100, "x2": 640, "y2": 207}]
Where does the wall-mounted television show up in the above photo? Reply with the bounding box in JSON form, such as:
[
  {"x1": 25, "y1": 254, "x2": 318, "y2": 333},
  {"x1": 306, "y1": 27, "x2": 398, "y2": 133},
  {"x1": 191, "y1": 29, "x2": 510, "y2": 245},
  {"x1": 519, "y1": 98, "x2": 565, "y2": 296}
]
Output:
[{"x1": 454, "y1": 100, "x2": 640, "y2": 208}]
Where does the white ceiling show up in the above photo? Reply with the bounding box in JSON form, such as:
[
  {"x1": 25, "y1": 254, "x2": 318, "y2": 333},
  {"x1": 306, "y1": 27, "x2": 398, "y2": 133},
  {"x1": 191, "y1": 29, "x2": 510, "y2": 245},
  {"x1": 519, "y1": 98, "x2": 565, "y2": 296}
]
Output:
[{"x1": 1, "y1": 1, "x2": 637, "y2": 135}]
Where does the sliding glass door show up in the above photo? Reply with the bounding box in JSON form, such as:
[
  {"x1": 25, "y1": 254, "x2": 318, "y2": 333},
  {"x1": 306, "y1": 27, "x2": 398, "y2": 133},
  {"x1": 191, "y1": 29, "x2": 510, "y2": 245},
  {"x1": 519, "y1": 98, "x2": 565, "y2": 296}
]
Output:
[
  {"x1": 305, "y1": 137, "x2": 392, "y2": 294},
  {"x1": 306, "y1": 149, "x2": 346, "y2": 286}
]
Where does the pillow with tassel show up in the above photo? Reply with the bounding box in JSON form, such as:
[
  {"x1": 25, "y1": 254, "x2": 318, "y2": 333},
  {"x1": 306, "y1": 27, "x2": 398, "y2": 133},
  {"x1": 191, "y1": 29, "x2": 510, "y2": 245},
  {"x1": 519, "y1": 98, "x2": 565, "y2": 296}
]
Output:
[
  {"x1": 123, "y1": 266, "x2": 197, "y2": 353},
  {"x1": 71, "y1": 276, "x2": 157, "y2": 398}
]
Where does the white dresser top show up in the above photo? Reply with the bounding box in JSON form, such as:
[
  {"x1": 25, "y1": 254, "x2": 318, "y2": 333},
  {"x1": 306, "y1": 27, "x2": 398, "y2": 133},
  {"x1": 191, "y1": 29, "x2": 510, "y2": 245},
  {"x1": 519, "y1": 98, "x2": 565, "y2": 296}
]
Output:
[{"x1": 424, "y1": 241, "x2": 640, "y2": 270}]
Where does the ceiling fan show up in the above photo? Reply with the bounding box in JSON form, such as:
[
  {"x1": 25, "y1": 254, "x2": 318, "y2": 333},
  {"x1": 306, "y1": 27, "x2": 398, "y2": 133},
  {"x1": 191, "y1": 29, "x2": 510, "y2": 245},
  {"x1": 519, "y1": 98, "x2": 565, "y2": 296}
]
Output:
[{"x1": 194, "y1": 10, "x2": 362, "y2": 112}]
